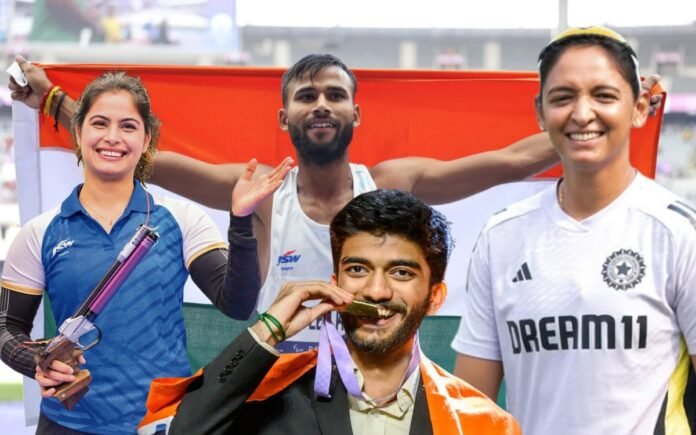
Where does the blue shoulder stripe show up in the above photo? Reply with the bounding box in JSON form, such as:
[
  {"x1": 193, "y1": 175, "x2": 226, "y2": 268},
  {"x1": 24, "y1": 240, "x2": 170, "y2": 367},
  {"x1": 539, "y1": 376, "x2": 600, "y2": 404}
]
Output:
[
  {"x1": 667, "y1": 202, "x2": 696, "y2": 231},
  {"x1": 677, "y1": 200, "x2": 696, "y2": 216}
]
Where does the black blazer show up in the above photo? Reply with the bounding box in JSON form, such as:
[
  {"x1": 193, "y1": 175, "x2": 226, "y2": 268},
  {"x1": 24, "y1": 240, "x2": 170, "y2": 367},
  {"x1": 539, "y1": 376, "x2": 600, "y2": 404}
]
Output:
[{"x1": 169, "y1": 329, "x2": 433, "y2": 435}]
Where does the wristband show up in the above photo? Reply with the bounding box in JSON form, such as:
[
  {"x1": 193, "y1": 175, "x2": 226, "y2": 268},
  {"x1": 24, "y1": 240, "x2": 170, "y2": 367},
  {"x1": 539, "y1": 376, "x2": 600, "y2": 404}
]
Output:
[
  {"x1": 53, "y1": 91, "x2": 67, "y2": 132},
  {"x1": 259, "y1": 312, "x2": 286, "y2": 341},
  {"x1": 42, "y1": 85, "x2": 61, "y2": 116},
  {"x1": 259, "y1": 314, "x2": 281, "y2": 343}
]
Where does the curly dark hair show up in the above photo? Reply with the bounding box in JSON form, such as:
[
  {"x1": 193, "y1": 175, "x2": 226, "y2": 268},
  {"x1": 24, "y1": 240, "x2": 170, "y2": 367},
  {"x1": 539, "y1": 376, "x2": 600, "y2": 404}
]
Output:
[{"x1": 330, "y1": 189, "x2": 452, "y2": 286}]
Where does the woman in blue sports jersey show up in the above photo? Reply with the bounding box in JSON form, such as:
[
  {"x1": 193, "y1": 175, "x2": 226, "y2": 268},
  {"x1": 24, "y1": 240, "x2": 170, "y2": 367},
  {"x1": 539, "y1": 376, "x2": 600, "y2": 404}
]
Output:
[{"x1": 0, "y1": 72, "x2": 290, "y2": 434}]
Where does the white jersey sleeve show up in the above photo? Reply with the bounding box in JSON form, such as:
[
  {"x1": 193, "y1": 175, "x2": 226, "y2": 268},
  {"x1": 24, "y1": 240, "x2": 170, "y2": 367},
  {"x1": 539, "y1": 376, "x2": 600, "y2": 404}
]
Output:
[
  {"x1": 156, "y1": 196, "x2": 227, "y2": 268},
  {"x1": 1, "y1": 210, "x2": 57, "y2": 295},
  {"x1": 670, "y1": 208, "x2": 696, "y2": 354},
  {"x1": 451, "y1": 231, "x2": 501, "y2": 360}
]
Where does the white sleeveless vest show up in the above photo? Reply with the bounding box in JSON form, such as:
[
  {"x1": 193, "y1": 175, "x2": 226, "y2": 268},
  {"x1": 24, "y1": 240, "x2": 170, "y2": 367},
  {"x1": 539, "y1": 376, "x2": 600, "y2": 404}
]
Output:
[{"x1": 258, "y1": 163, "x2": 376, "y2": 352}]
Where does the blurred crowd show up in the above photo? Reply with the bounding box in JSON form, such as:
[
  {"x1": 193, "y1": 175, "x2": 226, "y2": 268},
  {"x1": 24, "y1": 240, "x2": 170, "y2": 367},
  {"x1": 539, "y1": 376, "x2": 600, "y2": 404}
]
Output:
[
  {"x1": 0, "y1": 110, "x2": 18, "y2": 263},
  {"x1": 27, "y1": 0, "x2": 177, "y2": 45}
]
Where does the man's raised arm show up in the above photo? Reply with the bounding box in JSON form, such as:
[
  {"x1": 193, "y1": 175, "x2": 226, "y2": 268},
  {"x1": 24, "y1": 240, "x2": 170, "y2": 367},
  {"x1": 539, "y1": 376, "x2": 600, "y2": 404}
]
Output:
[
  {"x1": 162, "y1": 281, "x2": 353, "y2": 434},
  {"x1": 371, "y1": 132, "x2": 558, "y2": 205},
  {"x1": 150, "y1": 152, "x2": 253, "y2": 210}
]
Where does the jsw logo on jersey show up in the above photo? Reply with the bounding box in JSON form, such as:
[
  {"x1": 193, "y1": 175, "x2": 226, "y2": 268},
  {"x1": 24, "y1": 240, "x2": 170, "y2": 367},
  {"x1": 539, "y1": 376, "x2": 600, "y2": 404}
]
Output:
[
  {"x1": 277, "y1": 250, "x2": 302, "y2": 266},
  {"x1": 51, "y1": 240, "x2": 75, "y2": 258}
]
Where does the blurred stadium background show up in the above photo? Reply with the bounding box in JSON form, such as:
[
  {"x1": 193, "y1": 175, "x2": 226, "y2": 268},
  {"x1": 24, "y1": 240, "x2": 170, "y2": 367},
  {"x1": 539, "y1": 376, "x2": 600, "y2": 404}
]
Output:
[{"x1": 0, "y1": 0, "x2": 695, "y2": 431}]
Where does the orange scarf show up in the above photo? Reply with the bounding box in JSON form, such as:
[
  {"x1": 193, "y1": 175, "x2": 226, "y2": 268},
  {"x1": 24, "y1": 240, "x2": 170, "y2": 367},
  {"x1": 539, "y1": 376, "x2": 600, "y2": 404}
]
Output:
[{"x1": 139, "y1": 350, "x2": 519, "y2": 434}]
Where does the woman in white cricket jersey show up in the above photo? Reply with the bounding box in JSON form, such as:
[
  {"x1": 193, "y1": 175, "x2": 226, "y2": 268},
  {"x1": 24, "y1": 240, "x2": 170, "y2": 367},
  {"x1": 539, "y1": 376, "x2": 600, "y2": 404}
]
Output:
[{"x1": 452, "y1": 27, "x2": 696, "y2": 434}]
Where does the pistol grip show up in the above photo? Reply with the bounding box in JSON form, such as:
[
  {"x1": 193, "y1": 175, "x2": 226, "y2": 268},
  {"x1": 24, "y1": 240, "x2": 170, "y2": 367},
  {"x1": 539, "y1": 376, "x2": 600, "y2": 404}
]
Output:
[
  {"x1": 33, "y1": 342, "x2": 91, "y2": 410},
  {"x1": 53, "y1": 369, "x2": 92, "y2": 410}
]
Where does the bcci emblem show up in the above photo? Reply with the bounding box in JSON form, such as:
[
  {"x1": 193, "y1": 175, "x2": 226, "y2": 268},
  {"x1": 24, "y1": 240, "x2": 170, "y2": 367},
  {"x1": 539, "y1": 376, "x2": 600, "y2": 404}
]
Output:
[{"x1": 601, "y1": 249, "x2": 646, "y2": 291}]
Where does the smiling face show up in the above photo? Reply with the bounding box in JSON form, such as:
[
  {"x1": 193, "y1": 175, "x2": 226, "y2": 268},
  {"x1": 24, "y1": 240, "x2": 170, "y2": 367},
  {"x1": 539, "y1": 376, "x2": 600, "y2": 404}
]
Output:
[
  {"x1": 279, "y1": 66, "x2": 361, "y2": 166},
  {"x1": 76, "y1": 90, "x2": 150, "y2": 183},
  {"x1": 334, "y1": 232, "x2": 445, "y2": 355},
  {"x1": 536, "y1": 45, "x2": 649, "y2": 174}
]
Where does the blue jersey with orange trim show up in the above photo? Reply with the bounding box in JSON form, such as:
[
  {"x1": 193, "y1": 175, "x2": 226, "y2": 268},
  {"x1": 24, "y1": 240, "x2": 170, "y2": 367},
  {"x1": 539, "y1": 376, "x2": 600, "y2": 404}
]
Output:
[{"x1": 2, "y1": 182, "x2": 225, "y2": 433}]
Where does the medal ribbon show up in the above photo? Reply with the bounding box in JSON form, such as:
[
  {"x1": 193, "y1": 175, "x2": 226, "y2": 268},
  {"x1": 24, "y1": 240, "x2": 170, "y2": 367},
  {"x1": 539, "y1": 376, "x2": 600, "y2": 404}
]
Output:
[{"x1": 314, "y1": 312, "x2": 420, "y2": 399}]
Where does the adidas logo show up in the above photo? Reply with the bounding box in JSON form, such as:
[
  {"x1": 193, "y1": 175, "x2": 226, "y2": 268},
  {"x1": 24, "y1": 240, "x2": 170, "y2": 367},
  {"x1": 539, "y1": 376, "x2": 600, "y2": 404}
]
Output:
[{"x1": 512, "y1": 262, "x2": 532, "y2": 283}]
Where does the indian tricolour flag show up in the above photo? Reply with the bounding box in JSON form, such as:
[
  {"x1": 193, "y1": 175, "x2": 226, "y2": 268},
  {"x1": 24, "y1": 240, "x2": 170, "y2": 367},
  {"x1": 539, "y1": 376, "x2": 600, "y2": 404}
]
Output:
[{"x1": 12, "y1": 65, "x2": 664, "y2": 424}]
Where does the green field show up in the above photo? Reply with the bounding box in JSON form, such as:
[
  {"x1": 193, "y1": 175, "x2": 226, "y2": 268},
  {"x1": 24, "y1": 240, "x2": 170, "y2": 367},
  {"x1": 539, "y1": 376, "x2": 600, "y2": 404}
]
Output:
[{"x1": 0, "y1": 383, "x2": 23, "y2": 401}]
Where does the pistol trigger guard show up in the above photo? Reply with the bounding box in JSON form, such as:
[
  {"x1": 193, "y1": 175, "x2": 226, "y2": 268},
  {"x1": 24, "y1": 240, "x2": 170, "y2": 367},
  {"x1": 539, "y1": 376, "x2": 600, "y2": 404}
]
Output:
[{"x1": 76, "y1": 326, "x2": 101, "y2": 350}]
